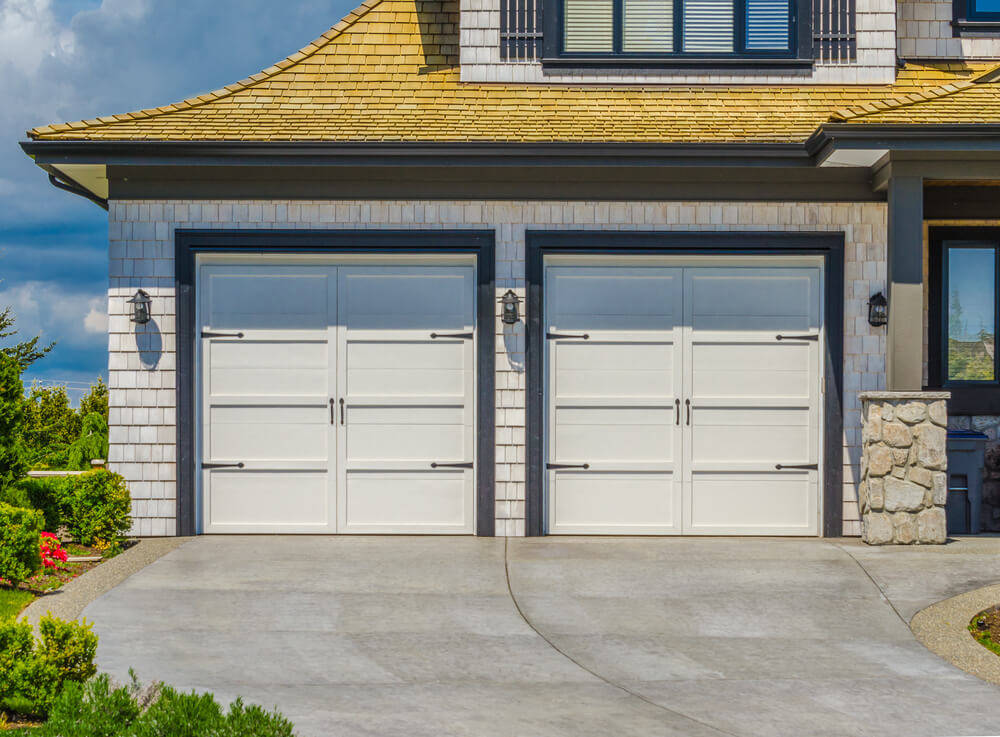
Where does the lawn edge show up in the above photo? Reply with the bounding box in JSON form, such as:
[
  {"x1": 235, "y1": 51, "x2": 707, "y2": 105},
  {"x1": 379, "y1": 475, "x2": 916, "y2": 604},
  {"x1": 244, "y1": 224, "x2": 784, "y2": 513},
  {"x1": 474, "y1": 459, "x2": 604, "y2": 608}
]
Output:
[
  {"x1": 910, "y1": 581, "x2": 1000, "y2": 686},
  {"x1": 18, "y1": 537, "x2": 193, "y2": 626}
]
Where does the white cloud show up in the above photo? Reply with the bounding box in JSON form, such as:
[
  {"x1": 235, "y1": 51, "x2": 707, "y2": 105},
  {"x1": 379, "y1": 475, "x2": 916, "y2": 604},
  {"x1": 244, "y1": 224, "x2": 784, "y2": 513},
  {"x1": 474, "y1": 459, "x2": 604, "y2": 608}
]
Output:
[
  {"x1": 83, "y1": 299, "x2": 107, "y2": 334},
  {"x1": 0, "y1": 281, "x2": 106, "y2": 349}
]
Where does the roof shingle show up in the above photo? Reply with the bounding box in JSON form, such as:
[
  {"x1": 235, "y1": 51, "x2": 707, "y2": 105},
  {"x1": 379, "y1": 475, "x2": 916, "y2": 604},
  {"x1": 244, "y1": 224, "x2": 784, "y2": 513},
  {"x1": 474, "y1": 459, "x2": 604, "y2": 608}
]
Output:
[{"x1": 25, "y1": 0, "x2": 1000, "y2": 144}]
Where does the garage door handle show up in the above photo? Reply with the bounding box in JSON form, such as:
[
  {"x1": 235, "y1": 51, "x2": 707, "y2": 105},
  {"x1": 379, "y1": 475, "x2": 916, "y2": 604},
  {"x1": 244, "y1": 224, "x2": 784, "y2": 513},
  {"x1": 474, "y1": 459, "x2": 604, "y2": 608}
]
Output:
[
  {"x1": 202, "y1": 462, "x2": 245, "y2": 469},
  {"x1": 431, "y1": 462, "x2": 474, "y2": 469},
  {"x1": 201, "y1": 331, "x2": 244, "y2": 339},
  {"x1": 546, "y1": 463, "x2": 590, "y2": 470},
  {"x1": 685, "y1": 399, "x2": 691, "y2": 426},
  {"x1": 775, "y1": 463, "x2": 818, "y2": 470},
  {"x1": 430, "y1": 332, "x2": 474, "y2": 340},
  {"x1": 775, "y1": 334, "x2": 819, "y2": 341},
  {"x1": 546, "y1": 333, "x2": 589, "y2": 340},
  {"x1": 675, "y1": 398, "x2": 680, "y2": 426}
]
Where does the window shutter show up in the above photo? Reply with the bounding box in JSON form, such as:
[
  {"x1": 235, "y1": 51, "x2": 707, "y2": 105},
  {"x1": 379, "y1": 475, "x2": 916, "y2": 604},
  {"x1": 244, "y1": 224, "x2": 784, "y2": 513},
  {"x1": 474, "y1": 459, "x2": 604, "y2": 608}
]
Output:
[
  {"x1": 746, "y1": 0, "x2": 790, "y2": 49},
  {"x1": 682, "y1": 0, "x2": 734, "y2": 52},
  {"x1": 564, "y1": 0, "x2": 614, "y2": 52},
  {"x1": 623, "y1": 0, "x2": 674, "y2": 52}
]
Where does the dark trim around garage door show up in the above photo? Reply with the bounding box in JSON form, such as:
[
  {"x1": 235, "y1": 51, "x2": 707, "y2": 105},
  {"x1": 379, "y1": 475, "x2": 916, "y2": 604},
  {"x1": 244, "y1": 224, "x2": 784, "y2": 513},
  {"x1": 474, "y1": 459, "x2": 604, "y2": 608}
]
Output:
[
  {"x1": 175, "y1": 229, "x2": 497, "y2": 537},
  {"x1": 525, "y1": 231, "x2": 846, "y2": 538}
]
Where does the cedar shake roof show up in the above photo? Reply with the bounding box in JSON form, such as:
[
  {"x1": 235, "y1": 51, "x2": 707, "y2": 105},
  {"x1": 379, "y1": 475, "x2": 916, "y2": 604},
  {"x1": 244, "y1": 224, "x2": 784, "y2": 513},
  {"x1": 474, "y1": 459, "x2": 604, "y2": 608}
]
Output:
[{"x1": 25, "y1": 0, "x2": 1000, "y2": 144}]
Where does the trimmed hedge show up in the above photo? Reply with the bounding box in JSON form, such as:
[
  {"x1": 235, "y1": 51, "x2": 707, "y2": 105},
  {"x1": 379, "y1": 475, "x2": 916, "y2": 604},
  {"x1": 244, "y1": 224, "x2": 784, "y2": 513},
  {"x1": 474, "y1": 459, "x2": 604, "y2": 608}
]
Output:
[
  {"x1": 8, "y1": 477, "x2": 71, "y2": 533},
  {"x1": 0, "y1": 615, "x2": 97, "y2": 717},
  {"x1": 67, "y1": 471, "x2": 131, "y2": 550},
  {"x1": 0, "y1": 503, "x2": 42, "y2": 586},
  {"x1": 8, "y1": 471, "x2": 131, "y2": 550}
]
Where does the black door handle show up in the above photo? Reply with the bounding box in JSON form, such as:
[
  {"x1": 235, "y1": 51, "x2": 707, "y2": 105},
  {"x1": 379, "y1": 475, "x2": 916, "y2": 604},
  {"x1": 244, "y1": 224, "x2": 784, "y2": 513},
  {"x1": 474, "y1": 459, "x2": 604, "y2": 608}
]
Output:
[
  {"x1": 431, "y1": 462, "x2": 474, "y2": 469},
  {"x1": 775, "y1": 463, "x2": 819, "y2": 470},
  {"x1": 546, "y1": 463, "x2": 590, "y2": 470},
  {"x1": 675, "y1": 398, "x2": 680, "y2": 426},
  {"x1": 685, "y1": 399, "x2": 691, "y2": 426},
  {"x1": 430, "y1": 332, "x2": 474, "y2": 340},
  {"x1": 339, "y1": 398, "x2": 345, "y2": 425},
  {"x1": 775, "y1": 334, "x2": 819, "y2": 341},
  {"x1": 329, "y1": 398, "x2": 335, "y2": 425},
  {"x1": 201, "y1": 331, "x2": 244, "y2": 339},
  {"x1": 202, "y1": 462, "x2": 245, "y2": 469},
  {"x1": 546, "y1": 333, "x2": 590, "y2": 340}
]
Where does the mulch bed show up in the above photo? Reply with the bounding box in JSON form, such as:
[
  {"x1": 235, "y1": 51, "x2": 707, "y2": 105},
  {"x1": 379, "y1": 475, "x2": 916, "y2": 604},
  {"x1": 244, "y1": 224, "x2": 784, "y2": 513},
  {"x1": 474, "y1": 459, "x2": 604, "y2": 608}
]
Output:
[
  {"x1": 0, "y1": 543, "x2": 104, "y2": 619},
  {"x1": 969, "y1": 605, "x2": 1000, "y2": 657}
]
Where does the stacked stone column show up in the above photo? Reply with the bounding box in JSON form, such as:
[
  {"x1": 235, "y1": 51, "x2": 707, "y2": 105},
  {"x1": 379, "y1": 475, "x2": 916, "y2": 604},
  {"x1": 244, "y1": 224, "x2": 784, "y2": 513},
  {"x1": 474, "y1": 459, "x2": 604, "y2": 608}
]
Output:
[{"x1": 858, "y1": 392, "x2": 950, "y2": 544}]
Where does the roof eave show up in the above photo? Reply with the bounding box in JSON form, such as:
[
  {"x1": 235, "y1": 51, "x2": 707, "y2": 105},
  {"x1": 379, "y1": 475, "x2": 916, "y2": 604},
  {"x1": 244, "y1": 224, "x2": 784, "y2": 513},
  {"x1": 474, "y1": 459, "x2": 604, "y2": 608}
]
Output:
[{"x1": 20, "y1": 139, "x2": 817, "y2": 169}]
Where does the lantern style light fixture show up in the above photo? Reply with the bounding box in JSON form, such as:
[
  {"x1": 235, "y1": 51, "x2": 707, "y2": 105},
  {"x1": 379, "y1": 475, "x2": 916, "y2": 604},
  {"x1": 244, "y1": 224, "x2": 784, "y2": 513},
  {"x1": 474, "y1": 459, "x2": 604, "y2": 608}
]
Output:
[
  {"x1": 128, "y1": 289, "x2": 152, "y2": 325},
  {"x1": 868, "y1": 291, "x2": 888, "y2": 327},
  {"x1": 500, "y1": 290, "x2": 522, "y2": 325}
]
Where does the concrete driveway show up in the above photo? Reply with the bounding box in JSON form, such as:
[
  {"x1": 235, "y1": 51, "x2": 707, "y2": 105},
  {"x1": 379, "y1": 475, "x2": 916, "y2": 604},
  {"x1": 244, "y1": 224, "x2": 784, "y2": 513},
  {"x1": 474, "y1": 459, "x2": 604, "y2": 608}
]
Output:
[{"x1": 82, "y1": 536, "x2": 1000, "y2": 737}]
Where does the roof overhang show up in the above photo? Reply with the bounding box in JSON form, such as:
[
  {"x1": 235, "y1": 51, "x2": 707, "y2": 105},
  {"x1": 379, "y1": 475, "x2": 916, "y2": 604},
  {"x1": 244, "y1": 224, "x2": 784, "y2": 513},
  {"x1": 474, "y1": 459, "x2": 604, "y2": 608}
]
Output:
[{"x1": 811, "y1": 124, "x2": 1000, "y2": 172}]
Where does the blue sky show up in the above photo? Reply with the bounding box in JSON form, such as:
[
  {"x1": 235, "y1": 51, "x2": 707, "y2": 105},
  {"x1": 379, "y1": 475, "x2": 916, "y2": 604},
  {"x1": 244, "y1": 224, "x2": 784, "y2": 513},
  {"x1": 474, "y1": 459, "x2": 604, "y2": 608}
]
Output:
[{"x1": 1, "y1": 0, "x2": 352, "y2": 400}]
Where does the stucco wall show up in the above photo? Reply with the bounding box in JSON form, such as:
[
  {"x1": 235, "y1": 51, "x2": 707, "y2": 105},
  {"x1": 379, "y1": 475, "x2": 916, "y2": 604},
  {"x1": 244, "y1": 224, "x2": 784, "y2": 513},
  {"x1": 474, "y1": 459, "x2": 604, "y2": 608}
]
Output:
[
  {"x1": 460, "y1": 0, "x2": 898, "y2": 84},
  {"x1": 108, "y1": 199, "x2": 888, "y2": 537}
]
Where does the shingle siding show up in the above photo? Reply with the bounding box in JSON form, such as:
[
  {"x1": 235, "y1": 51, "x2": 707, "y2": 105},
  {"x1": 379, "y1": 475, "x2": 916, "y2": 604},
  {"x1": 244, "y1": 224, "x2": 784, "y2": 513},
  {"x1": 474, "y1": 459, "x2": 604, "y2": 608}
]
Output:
[
  {"x1": 108, "y1": 199, "x2": 886, "y2": 538},
  {"x1": 898, "y1": 0, "x2": 1000, "y2": 58},
  {"x1": 461, "y1": 0, "x2": 898, "y2": 83}
]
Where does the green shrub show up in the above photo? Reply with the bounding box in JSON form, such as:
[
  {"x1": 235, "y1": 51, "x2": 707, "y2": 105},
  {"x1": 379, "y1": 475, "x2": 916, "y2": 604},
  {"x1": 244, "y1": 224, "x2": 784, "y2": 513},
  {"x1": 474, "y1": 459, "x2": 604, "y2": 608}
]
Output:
[
  {"x1": 9, "y1": 476, "x2": 71, "y2": 532},
  {"x1": 65, "y1": 470, "x2": 131, "y2": 550},
  {"x1": 42, "y1": 676, "x2": 296, "y2": 737},
  {"x1": 0, "y1": 503, "x2": 42, "y2": 586},
  {"x1": 41, "y1": 675, "x2": 142, "y2": 737},
  {"x1": 0, "y1": 615, "x2": 97, "y2": 717}
]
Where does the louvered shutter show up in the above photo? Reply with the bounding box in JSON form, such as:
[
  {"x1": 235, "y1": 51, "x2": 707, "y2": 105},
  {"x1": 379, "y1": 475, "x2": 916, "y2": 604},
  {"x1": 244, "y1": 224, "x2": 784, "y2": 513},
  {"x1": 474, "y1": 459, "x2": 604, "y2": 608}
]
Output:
[
  {"x1": 746, "y1": 0, "x2": 790, "y2": 49},
  {"x1": 681, "y1": 0, "x2": 733, "y2": 52},
  {"x1": 623, "y1": 0, "x2": 674, "y2": 52},
  {"x1": 563, "y1": 0, "x2": 614, "y2": 51}
]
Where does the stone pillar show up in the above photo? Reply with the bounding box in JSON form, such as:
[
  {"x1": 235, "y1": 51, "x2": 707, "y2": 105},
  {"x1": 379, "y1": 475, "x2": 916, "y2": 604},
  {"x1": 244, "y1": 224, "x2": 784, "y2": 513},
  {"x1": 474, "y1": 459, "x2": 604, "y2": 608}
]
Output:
[{"x1": 858, "y1": 391, "x2": 950, "y2": 544}]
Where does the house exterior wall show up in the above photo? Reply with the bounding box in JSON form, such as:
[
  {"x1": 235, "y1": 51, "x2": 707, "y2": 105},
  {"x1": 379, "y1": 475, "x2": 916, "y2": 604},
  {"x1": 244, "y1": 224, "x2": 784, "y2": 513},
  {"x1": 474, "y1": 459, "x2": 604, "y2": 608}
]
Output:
[
  {"x1": 108, "y1": 199, "x2": 888, "y2": 537},
  {"x1": 897, "y1": 0, "x2": 1000, "y2": 57},
  {"x1": 460, "y1": 0, "x2": 898, "y2": 84}
]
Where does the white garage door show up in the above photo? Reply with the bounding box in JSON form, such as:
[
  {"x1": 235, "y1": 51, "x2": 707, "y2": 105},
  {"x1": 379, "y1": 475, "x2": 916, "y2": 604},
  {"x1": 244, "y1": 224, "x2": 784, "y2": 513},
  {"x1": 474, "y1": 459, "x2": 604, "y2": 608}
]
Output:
[
  {"x1": 199, "y1": 262, "x2": 476, "y2": 534},
  {"x1": 546, "y1": 259, "x2": 822, "y2": 536}
]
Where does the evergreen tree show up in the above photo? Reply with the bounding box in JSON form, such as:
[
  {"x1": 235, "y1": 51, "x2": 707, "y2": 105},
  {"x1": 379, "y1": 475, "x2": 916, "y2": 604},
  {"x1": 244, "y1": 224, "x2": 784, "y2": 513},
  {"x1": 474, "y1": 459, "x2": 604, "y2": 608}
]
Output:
[
  {"x1": 78, "y1": 378, "x2": 109, "y2": 422},
  {"x1": 0, "y1": 306, "x2": 54, "y2": 369},
  {"x1": 0, "y1": 353, "x2": 27, "y2": 492}
]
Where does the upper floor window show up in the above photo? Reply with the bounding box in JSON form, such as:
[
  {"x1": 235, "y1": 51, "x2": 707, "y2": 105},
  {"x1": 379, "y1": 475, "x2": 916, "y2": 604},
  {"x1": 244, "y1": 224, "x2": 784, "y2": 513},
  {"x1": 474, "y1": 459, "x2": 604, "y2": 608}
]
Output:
[
  {"x1": 954, "y1": 0, "x2": 1000, "y2": 30},
  {"x1": 546, "y1": 0, "x2": 807, "y2": 61}
]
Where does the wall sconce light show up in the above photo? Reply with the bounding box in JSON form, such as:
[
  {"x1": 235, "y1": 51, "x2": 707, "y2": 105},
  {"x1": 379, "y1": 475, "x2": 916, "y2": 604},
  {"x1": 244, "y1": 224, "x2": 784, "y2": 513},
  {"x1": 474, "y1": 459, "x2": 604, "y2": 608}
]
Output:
[
  {"x1": 868, "y1": 291, "x2": 888, "y2": 327},
  {"x1": 128, "y1": 289, "x2": 152, "y2": 325},
  {"x1": 500, "y1": 290, "x2": 521, "y2": 325}
]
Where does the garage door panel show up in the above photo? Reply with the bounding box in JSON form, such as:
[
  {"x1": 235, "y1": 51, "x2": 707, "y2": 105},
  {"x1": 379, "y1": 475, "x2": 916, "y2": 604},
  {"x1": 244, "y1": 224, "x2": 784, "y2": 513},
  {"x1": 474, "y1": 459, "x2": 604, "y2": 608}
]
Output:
[
  {"x1": 689, "y1": 472, "x2": 816, "y2": 533},
  {"x1": 688, "y1": 272, "x2": 816, "y2": 332},
  {"x1": 206, "y1": 471, "x2": 329, "y2": 528},
  {"x1": 555, "y1": 407, "x2": 674, "y2": 462},
  {"x1": 691, "y1": 408, "x2": 810, "y2": 464},
  {"x1": 550, "y1": 471, "x2": 676, "y2": 532},
  {"x1": 206, "y1": 274, "x2": 329, "y2": 330},
  {"x1": 343, "y1": 471, "x2": 470, "y2": 531},
  {"x1": 348, "y1": 405, "x2": 467, "y2": 462},
  {"x1": 209, "y1": 341, "x2": 329, "y2": 397},
  {"x1": 549, "y1": 271, "x2": 678, "y2": 324},
  {"x1": 692, "y1": 343, "x2": 811, "y2": 398},
  {"x1": 209, "y1": 405, "x2": 328, "y2": 461},
  {"x1": 342, "y1": 272, "x2": 471, "y2": 331},
  {"x1": 347, "y1": 341, "x2": 467, "y2": 397},
  {"x1": 555, "y1": 342, "x2": 675, "y2": 398},
  {"x1": 337, "y1": 266, "x2": 476, "y2": 535}
]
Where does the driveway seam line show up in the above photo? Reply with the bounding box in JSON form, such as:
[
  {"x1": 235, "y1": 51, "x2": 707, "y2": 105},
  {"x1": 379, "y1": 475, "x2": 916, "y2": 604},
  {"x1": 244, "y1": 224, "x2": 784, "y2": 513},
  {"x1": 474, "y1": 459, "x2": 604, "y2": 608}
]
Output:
[
  {"x1": 502, "y1": 538, "x2": 743, "y2": 737},
  {"x1": 829, "y1": 542, "x2": 910, "y2": 626}
]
